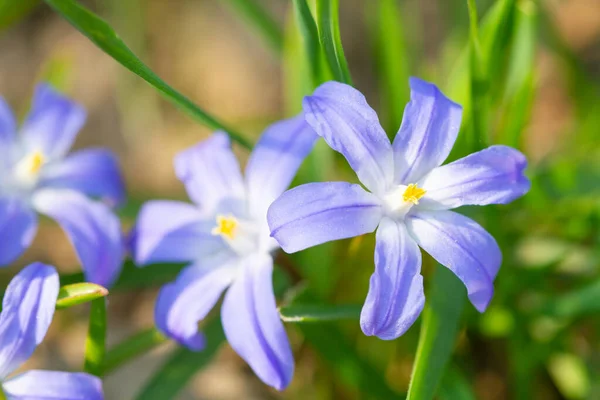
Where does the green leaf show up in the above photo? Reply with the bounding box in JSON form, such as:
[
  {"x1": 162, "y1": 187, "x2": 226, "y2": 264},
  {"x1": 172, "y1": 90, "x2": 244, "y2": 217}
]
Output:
[
  {"x1": 292, "y1": 0, "x2": 323, "y2": 88},
  {"x1": 407, "y1": 265, "x2": 466, "y2": 400},
  {"x1": 540, "y1": 279, "x2": 600, "y2": 319},
  {"x1": 44, "y1": 0, "x2": 251, "y2": 149},
  {"x1": 84, "y1": 298, "x2": 107, "y2": 376},
  {"x1": 56, "y1": 282, "x2": 108, "y2": 309},
  {"x1": 135, "y1": 319, "x2": 225, "y2": 400},
  {"x1": 219, "y1": 0, "x2": 283, "y2": 57},
  {"x1": 438, "y1": 366, "x2": 477, "y2": 400},
  {"x1": 0, "y1": 0, "x2": 39, "y2": 31},
  {"x1": 547, "y1": 353, "x2": 591, "y2": 399},
  {"x1": 316, "y1": 0, "x2": 352, "y2": 84},
  {"x1": 102, "y1": 328, "x2": 167, "y2": 375},
  {"x1": 279, "y1": 303, "x2": 361, "y2": 323}
]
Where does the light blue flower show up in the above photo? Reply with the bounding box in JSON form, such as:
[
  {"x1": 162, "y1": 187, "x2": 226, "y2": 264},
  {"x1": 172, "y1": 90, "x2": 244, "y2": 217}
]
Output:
[
  {"x1": 0, "y1": 263, "x2": 103, "y2": 399},
  {"x1": 132, "y1": 116, "x2": 318, "y2": 390},
  {"x1": 0, "y1": 84, "x2": 124, "y2": 287},
  {"x1": 268, "y1": 78, "x2": 530, "y2": 340}
]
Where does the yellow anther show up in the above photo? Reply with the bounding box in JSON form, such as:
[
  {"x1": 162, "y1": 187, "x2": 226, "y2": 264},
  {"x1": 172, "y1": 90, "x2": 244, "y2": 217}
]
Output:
[
  {"x1": 402, "y1": 184, "x2": 426, "y2": 205},
  {"x1": 211, "y1": 215, "x2": 238, "y2": 240},
  {"x1": 25, "y1": 151, "x2": 45, "y2": 174}
]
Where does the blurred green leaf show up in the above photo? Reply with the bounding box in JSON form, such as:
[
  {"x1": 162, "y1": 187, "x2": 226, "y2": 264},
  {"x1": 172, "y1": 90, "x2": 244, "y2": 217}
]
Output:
[
  {"x1": 219, "y1": 0, "x2": 283, "y2": 57},
  {"x1": 407, "y1": 265, "x2": 466, "y2": 400},
  {"x1": 548, "y1": 353, "x2": 590, "y2": 400},
  {"x1": 466, "y1": 0, "x2": 487, "y2": 151},
  {"x1": 368, "y1": 0, "x2": 410, "y2": 135},
  {"x1": 56, "y1": 282, "x2": 108, "y2": 309},
  {"x1": 292, "y1": 0, "x2": 323, "y2": 88},
  {"x1": 135, "y1": 319, "x2": 225, "y2": 400},
  {"x1": 0, "y1": 0, "x2": 38, "y2": 31},
  {"x1": 44, "y1": 0, "x2": 251, "y2": 149},
  {"x1": 541, "y1": 279, "x2": 600, "y2": 319},
  {"x1": 280, "y1": 303, "x2": 361, "y2": 323},
  {"x1": 316, "y1": 0, "x2": 352, "y2": 84},
  {"x1": 102, "y1": 328, "x2": 168, "y2": 376},
  {"x1": 438, "y1": 366, "x2": 477, "y2": 400},
  {"x1": 84, "y1": 298, "x2": 107, "y2": 377}
]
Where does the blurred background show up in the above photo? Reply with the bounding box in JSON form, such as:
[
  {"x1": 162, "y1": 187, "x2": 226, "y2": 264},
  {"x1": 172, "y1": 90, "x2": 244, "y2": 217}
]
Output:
[{"x1": 0, "y1": 0, "x2": 599, "y2": 398}]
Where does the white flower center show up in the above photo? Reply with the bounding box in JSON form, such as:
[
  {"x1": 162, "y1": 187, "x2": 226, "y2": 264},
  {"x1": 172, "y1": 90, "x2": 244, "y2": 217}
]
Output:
[
  {"x1": 0, "y1": 150, "x2": 47, "y2": 198},
  {"x1": 382, "y1": 183, "x2": 426, "y2": 220},
  {"x1": 211, "y1": 214, "x2": 261, "y2": 256}
]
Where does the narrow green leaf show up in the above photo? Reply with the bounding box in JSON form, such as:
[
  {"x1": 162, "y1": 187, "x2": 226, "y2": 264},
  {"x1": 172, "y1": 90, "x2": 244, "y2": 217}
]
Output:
[
  {"x1": 368, "y1": 0, "x2": 410, "y2": 135},
  {"x1": 220, "y1": 0, "x2": 283, "y2": 57},
  {"x1": 135, "y1": 319, "x2": 225, "y2": 400},
  {"x1": 56, "y1": 282, "x2": 108, "y2": 309},
  {"x1": 466, "y1": 0, "x2": 487, "y2": 152},
  {"x1": 280, "y1": 303, "x2": 361, "y2": 323},
  {"x1": 84, "y1": 298, "x2": 107, "y2": 376},
  {"x1": 407, "y1": 265, "x2": 466, "y2": 400},
  {"x1": 438, "y1": 366, "x2": 477, "y2": 400},
  {"x1": 44, "y1": 0, "x2": 251, "y2": 149},
  {"x1": 102, "y1": 328, "x2": 168, "y2": 375},
  {"x1": 292, "y1": 0, "x2": 323, "y2": 88},
  {"x1": 316, "y1": 0, "x2": 352, "y2": 84},
  {"x1": 0, "y1": 0, "x2": 39, "y2": 31},
  {"x1": 541, "y1": 279, "x2": 600, "y2": 319}
]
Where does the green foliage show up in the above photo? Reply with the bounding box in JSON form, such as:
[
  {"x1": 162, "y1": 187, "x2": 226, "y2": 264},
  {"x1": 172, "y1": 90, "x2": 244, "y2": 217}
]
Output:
[
  {"x1": 102, "y1": 328, "x2": 167, "y2": 376},
  {"x1": 280, "y1": 303, "x2": 361, "y2": 323},
  {"x1": 0, "y1": 0, "x2": 38, "y2": 31},
  {"x1": 84, "y1": 298, "x2": 107, "y2": 377},
  {"x1": 56, "y1": 282, "x2": 108, "y2": 309},
  {"x1": 316, "y1": 0, "x2": 352, "y2": 84}
]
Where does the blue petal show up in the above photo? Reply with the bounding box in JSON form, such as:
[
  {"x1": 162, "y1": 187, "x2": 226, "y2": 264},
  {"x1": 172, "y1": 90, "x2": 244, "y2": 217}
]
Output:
[
  {"x1": 0, "y1": 263, "x2": 58, "y2": 379},
  {"x1": 245, "y1": 115, "x2": 318, "y2": 220},
  {"x1": 303, "y1": 81, "x2": 393, "y2": 194},
  {"x1": 268, "y1": 182, "x2": 383, "y2": 253},
  {"x1": 32, "y1": 189, "x2": 123, "y2": 288},
  {"x1": 133, "y1": 200, "x2": 224, "y2": 266},
  {"x1": 393, "y1": 77, "x2": 463, "y2": 184},
  {"x1": 0, "y1": 96, "x2": 16, "y2": 151},
  {"x1": 360, "y1": 218, "x2": 424, "y2": 340},
  {"x1": 156, "y1": 262, "x2": 236, "y2": 351},
  {"x1": 3, "y1": 370, "x2": 103, "y2": 400},
  {"x1": 174, "y1": 132, "x2": 245, "y2": 213},
  {"x1": 221, "y1": 253, "x2": 294, "y2": 390},
  {"x1": 40, "y1": 148, "x2": 126, "y2": 206},
  {"x1": 406, "y1": 210, "x2": 501, "y2": 312},
  {"x1": 418, "y1": 145, "x2": 530, "y2": 210},
  {"x1": 20, "y1": 84, "x2": 86, "y2": 160},
  {"x1": 0, "y1": 198, "x2": 37, "y2": 266}
]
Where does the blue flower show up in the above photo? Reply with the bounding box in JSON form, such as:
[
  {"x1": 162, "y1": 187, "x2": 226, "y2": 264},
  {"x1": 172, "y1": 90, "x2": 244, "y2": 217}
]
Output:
[
  {"x1": 0, "y1": 263, "x2": 103, "y2": 399},
  {"x1": 0, "y1": 84, "x2": 125, "y2": 287},
  {"x1": 132, "y1": 116, "x2": 317, "y2": 390},
  {"x1": 267, "y1": 78, "x2": 530, "y2": 340}
]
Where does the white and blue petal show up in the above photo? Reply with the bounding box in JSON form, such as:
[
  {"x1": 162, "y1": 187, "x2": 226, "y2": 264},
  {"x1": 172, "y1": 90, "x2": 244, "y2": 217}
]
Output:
[
  {"x1": 155, "y1": 262, "x2": 237, "y2": 351},
  {"x1": 393, "y1": 77, "x2": 463, "y2": 184},
  {"x1": 133, "y1": 200, "x2": 224, "y2": 266},
  {"x1": 0, "y1": 198, "x2": 37, "y2": 266},
  {"x1": 268, "y1": 182, "x2": 384, "y2": 253},
  {"x1": 406, "y1": 210, "x2": 501, "y2": 312},
  {"x1": 0, "y1": 263, "x2": 58, "y2": 379},
  {"x1": 20, "y1": 84, "x2": 86, "y2": 160},
  {"x1": 40, "y1": 148, "x2": 126, "y2": 206},
  {"x1": 3, "y1": 370, "x2": 103, "y2": 400},
  {"x1": 32, "y1": 189, "x2": 123, "y2": 288},
  {"x1": 418, "y1": 145, "x2": 530, "y2": 210},
  {"x1": 360, "y1": 218, "x2": 424, "y2": 340},
  {"x1": 303, "y1": 82, "x2": 393, "y2": 194},
  {"x1": 0, "y1": 96, "x2": 16, "y2": 152},
  {"x1": 245, "y1": 115, "x2": 318, "y2": 219},
  {"x1": 174, "y1": 132, "x2": 245, "y2": 213},
  {"x1": 221, "y1": 253, "x2": 294, "y2": 391}
]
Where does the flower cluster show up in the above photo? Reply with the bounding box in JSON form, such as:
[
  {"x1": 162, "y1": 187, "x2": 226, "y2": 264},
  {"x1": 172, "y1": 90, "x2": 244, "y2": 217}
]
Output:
[{"x1": 0, "y1": 77, "x2": 529, "y2": 394}]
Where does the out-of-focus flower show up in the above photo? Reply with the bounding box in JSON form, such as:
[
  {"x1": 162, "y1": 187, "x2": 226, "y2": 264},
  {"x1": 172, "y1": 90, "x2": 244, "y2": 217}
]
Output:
[
  {"x1": 0, "y1": 84, "x2": 125, "y2": 287},
  {"x1": 132, "y1": 116, "x2": 317, "y2": 390},
  {"x1": 268, "y1": 78, "x2": 530, "y2": 340},
  {"x1": 0, "y1": 262, "x2": 103, "y2": 399}
]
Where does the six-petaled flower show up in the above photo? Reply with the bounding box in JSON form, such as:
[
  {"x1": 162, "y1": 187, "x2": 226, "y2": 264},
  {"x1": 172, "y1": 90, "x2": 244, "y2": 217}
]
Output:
[
  {"x1": 132, "y1": 116, "x2": 317, "y2": 390},
  {"x1": 267, "y1": 78, "x2": 531, "y2": 340}
]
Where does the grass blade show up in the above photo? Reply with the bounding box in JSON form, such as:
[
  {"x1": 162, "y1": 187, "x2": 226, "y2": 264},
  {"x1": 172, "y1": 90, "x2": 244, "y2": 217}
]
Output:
[
  {"x1": 316, "y1": 0, "x2": 352, "y2": 84},
  {"x1": 292, "y1": 0, "x2": 323, "y2": 88},
  {"x1": 219, "y1": 0, "x2": 283, "y2": 57},
  {"x1": 407, "y1": 265, "x2": 466, "y2": 400},
  {"x1": 44, "y1": 0, "x2": 251, "y2": 149},
  {"x1": 279, "y1": 304, "x2": 361, "y2": 323},
  {"x1": 102, "y1": 328, "x2": 168, "y2": 375},
  {"x1": 84, "y1": 298, "x2": 107, "y2": 376}
]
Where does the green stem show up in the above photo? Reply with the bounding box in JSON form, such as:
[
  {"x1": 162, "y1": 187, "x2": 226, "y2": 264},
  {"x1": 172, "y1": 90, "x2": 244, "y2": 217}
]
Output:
[
  {"x1": 316, "y1": 0, "x2": 352, "y2": 84},
  {"x1": 84, "y1": 298, "x2": 107, "y2": 376},
  {"x1": 292, "y1": 0, "x2": 323, "y2": 88},
  {"x1": 101, "y1": 328, "x2": 168, "y2": 375},
  {"x1": 0, "y1": 385, "x2": 7, "y2": 400}
]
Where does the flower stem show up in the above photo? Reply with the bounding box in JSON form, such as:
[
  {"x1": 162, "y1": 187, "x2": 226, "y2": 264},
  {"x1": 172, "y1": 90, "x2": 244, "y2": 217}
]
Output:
[
  {"x1": 101, "y1": 327, "x2": 168, "y2": 376},
  {"x1": 84, "y1": 298, "x2": 107, "y2": 376}
]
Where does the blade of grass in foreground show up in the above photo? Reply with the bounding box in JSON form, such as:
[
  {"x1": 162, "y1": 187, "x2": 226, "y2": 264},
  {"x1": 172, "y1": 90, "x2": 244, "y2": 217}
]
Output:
[
  {"x1": 280, "y1": 303, "x2": 361, "y2": 323},
  {"x1": 84, "y1": 298, "x2": 107, "y2": 377},
  {"x1": 316, "y1": 0, "x2": 352, "y2": 84},
  {"x1": 44, "y1": 0, "x2": 251, "y2": 149},
  {"x1": 102, "y1": 327, "x2": 168, "y2": 375},
  {"x1": 407, "y1": 265, "x2": 466, "y2": 400}
]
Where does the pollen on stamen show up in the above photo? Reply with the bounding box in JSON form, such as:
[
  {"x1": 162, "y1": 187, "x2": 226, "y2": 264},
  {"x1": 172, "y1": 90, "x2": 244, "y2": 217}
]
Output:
[
  {"x1": 26, "y1": 151, "x2": 46, "y2": 174},
  {"x1": 402, "y1": 183, "x2": 426, "y2": 205},
  {"x1": 211, "y1": 215, "x2": 238, "y2": 240}
]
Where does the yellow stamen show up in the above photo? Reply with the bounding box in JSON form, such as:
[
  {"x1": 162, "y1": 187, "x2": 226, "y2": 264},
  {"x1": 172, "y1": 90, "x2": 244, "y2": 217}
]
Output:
[
  {"x1": 26, "y1": 151, "x2": 46, "y2": 174},
  {"x1": 211, "y1": 215, "x2": 238, "y2": 240},
  {"x1": 402, "y1": 184, "x2": 426, "y2": 205}
]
